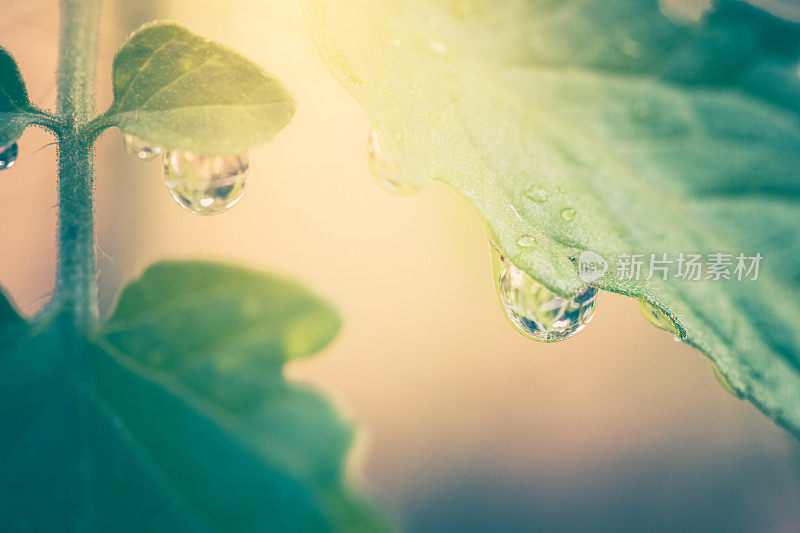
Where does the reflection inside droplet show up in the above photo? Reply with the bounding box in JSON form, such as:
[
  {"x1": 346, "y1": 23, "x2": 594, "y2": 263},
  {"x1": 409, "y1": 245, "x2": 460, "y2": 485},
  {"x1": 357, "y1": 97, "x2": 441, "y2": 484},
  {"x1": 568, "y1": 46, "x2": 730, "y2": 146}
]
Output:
[
  {"x1": 367, "y1": 127, "x2": 426, "y2": 196},
  {"x1": 163, "y1": 151, "x2": 249, "y2": 215},
  {"x1": 0, "y1": 141, "x2": 19, "y2": 170},
  {"x1": 124, "y1": 134, "x2": 163, "y2": 161},
  {"x1": 492, "y1": 247, "x2": 597, "y2": 342}
]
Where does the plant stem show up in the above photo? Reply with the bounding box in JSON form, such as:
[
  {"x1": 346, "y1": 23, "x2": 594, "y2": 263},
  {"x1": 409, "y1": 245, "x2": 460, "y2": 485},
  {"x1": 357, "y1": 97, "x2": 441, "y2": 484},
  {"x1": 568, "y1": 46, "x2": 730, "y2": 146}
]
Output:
[{"x1": 55, "y1": 0, "x2": 102, "y2": 331}]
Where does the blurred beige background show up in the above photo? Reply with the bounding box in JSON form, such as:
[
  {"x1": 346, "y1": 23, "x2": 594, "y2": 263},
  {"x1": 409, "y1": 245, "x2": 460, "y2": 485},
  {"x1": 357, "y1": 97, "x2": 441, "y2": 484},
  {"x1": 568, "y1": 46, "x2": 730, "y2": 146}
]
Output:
[{"x1": 1, "y1": 1, "x2": 799, "y2": 530}]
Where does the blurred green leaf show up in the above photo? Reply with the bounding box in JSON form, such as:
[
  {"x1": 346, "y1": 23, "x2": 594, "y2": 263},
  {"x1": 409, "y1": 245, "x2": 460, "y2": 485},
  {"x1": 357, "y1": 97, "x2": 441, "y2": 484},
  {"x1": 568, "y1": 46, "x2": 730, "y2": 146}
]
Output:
[
  {"x1": 0, "y1": 262, "x2": 387, "y2": 532},
  {"x1": 302, "y1": 0, "x2": 800, "y2": 436},
  {"x1": 0, "y1": 47, "x2": 37, "y2": 144},
  {"x1": 107, "y1": 22, "x2": 296, "y2": 154}
]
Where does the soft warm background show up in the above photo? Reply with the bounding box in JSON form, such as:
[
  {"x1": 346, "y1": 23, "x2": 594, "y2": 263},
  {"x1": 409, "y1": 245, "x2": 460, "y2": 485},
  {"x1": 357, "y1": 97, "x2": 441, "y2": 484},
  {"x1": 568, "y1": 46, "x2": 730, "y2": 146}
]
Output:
[{"x1": 2, "y1": 1, "x2": 799, "y2": 530}]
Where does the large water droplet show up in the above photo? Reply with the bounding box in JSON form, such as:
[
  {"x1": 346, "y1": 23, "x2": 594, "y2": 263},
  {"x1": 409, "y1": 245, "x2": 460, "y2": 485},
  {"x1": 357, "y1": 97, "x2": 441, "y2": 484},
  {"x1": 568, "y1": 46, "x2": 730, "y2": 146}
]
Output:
[
  {"x1": 0, "y1": 141, "x2": 19, "y2": 169},
  {"x1": 712, "y1": 363, "x2": 743, "y2": 399},
  {"x1": 124, "y1": 134, "x2": 163, "y2": 161},
  {"x1": 163, "y1": 151, "x2": 248, "y2": 215},
  {"x1": 560, "y1": 207, "x2": 576, "y2": 221},
  {"x1": 367, "y1": 127, "x2": 424, "y2": 196},
  {"x1": 492, "y1": 247, "x2": 597, "y2": 342}
]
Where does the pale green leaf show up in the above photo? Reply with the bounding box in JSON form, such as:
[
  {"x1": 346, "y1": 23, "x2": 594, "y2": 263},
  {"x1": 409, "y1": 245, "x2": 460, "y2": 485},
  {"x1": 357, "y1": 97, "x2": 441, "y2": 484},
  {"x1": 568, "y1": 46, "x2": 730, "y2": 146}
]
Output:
[
  {"x1": 302, "y1": 0, "x2": 800, "y2": 436},
  {"x1": 0, "y1": 262, "x2": 387, "y2": 531},
  {"x1": 106, "y1": 22, "x2": 296, "y2": 154}
]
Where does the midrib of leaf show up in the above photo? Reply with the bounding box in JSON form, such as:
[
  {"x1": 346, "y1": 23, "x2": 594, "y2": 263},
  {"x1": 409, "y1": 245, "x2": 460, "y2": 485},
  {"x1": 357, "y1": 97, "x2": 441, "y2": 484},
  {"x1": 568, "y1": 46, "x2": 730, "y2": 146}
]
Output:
[
  {"x1": 131, "y1": 54, "x2": 217, "y2": 110},
  {"x1": 114, "y1": 36, "x2": 196, "y2": 110},
  {"x1": 101, "y1": 283, "x2": 313, "y2": 337},
  {"x1": 96, "y1": 340, "x2": 332, "y2": 493},
  {"x1": 88, "y1": 392, "x2": 211, "y2": 532},
  {"x1": 112, "y1": 100, "x2": 292, "y2": 116}
]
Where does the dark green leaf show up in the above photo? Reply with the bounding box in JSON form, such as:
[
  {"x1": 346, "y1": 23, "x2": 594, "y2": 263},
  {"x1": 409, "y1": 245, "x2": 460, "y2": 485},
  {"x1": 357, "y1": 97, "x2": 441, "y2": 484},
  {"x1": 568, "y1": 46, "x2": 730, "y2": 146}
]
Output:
[
  {"x1": 107, "y1": 22, "x2": 297, "y2": 154},
  {"x1": 302, "y1": 0, "x2": 800, "y2": 436},
  {"x1": 0, "y1": 262, "x2": 387, "y2": 531},
  {"x1": 0, "y1": 47, "x2": 36, "y2": 144}
]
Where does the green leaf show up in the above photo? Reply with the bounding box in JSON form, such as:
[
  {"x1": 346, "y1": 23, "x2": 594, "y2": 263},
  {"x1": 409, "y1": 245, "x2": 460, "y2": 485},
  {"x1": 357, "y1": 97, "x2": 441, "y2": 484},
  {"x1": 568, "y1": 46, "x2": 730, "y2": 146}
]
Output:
[
  {"x1": 302, "y1": 0, "x2": 800, "y2": 436},
  {"x1": 0, "y1": 289, "x2": 24, "y2": 347},
  {"x1": 0, "y1": 47, "x2": 37, "y2": 144},
  {"x1": 0, "y1": 262, "x2": 387, "y2": 531},
  {"x1": 106, "y1": 22, "x2": 296, "y2": 154}
]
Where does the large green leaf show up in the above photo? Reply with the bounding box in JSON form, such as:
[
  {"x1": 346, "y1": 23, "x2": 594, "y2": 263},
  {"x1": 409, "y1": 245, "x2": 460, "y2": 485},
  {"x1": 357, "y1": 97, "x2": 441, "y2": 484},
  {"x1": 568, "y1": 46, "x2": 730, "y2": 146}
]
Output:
[
  {"x1": 0, "y1": 262, "x2": 387, "y2": 532},
  {"x1": 105, "y1": 22, "x2": 296, "y2": 154},
  {"x1": 0, "y1": 47, "x2": 39, "y2": 144},
  {"x1": 302, "y1": 0, "x2": 800, "y2": 436}
]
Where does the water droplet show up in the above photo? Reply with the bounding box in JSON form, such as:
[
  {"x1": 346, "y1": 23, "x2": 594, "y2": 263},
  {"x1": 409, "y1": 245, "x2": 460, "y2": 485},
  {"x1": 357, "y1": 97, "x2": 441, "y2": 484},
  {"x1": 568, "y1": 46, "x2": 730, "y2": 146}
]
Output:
[
  {"x1": 631, "y1": 101, "x2": 650, "y2": 120},
  {"x1": 712, "y1": 363, "x2": 743, "y2": 399},
  {"x1": 163, "y1": 151, "x2": 248, "y2": 215},
  {"x1": 615, "y1": 32, "x2": 641, "y2": 58},
  {"x1": 385, "y1": 37, "x2": 402, "y2": 49},
  {"x1": 524, "y1": 186, "x2": 549, "y2": 203},
  {"x1": 492, "y1": 247, "x2": 597, "y2": 342},
  {"x1": 0, "y1": 141, "x2": 19, "y2": 169},
  {"x1": 428, "y1": 40, "x2": 449, "y2": 56},
  {"x1": 124, "y1": 134, "x2": 163, "y2": 161},
  {"x1": 638, "y1": 300, "x2": 683, "y2": 338},
  {"x1": 560, "y1": 207, "x2": 576, "y2": 221},
  {"x1": 516, "y1": 234, "x2": 537, "y2": 247},
  {"x1": 367, "y1": 127, "x2": 425, "y2": 196}
]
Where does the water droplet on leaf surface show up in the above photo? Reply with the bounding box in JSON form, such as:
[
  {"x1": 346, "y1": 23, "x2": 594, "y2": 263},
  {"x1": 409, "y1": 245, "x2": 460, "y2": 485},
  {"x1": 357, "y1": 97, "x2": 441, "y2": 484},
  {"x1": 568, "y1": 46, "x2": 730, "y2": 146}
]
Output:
[
  {"x1": 524, "y1": 186, "x2": 549, "y2": 203},
  {"x1": 0, "y1": 141, "x2": 19, "y2": 169},
  {"x1": 516, "y1": 234, "x2": 537, "y2": 247},
  {"x1": 638, "y1": 300, "x2": 682, "y2": 338},
  {"x1": 367, "y1": 127, "x2": 425, "y2": 196},
  {"x1": 492, "y1": 247, "x2": 597, "y2": 342},
  {"x1": 560, "y1": 207, "x2": 576, "y2": 221},
  {"x1": 124, "y1": 134, "x2": 163, "y2": 161},
  {"x1": 163, "y1": 151, "x2": 248, "y2": 215},
  {"x1": 712, "y1": 363, "x2": 743, "y2": 399}
]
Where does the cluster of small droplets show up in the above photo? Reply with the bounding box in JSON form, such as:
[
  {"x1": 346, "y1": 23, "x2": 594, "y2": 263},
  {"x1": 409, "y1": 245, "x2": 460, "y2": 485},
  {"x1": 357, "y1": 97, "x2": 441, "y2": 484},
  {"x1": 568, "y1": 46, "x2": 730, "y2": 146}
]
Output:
[
  {"x1": 491, "y1": 246, "x2": 597, "y2": 342},
  {"x1": 366, "y1": 127, "x2": 426, "y2": 196},
  {"x1": 0, "y1": 141, "x2": 19, "y2": 170},
  {"x1": 123, "y1": 135, "x2": 248, "y2": 215}
]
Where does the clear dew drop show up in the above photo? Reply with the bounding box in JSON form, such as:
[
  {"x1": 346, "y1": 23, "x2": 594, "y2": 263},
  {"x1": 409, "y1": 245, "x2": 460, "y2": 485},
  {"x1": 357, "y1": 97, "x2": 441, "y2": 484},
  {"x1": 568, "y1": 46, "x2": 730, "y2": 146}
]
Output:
[
  {"x1": 124, "y1": 134, "x2": 163, "y2": 161},
  {"x1": 712, "y1": 363, "x2": 744, "y2": 399},
  {"x1": 615, "y1": 32, "x2": 642, "y2": 58},
  {"x1": 560, "y1": 207, "x2": 576, "y2": 221},
  {"x1": 516, "y1": 234, "x2": 537, "y2": 247},
  {"x1": 638, "y1": 300, "x2": 682, "y2": 338},
  {"x1": 163, "y1": 151, "x2": 248, "y2": 215},
  {"x1": 0, "y1": 141, "x2": 19, "y2": 170},
  {"x1": 631, "y1": 101, "x2": 651, "y2": 120},
  {"x1": 367, "y1": 127, "x2": 425, "y2": 196},
  {"x1": 428, "y1": 40, "x2": 449, "y2": 56},
  {"x1": 524, "y1": 185, "x2": 549, "y2": 203},
  {"x1": 492, "y1": 247, "x2": 597, "y2": 342}
]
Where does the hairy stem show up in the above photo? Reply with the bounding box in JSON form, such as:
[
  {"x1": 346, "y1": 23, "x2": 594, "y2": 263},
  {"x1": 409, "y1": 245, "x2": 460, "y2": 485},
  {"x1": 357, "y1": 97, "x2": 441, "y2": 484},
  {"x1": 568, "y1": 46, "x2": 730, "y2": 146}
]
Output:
[{"x1": 55, "y1": 0, "x2": 102, "y2": 330}]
